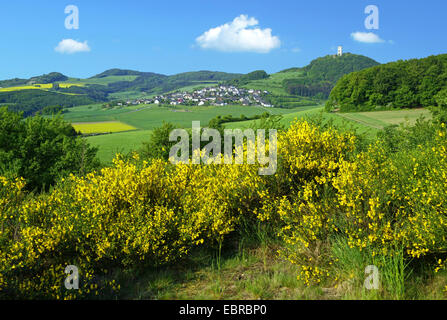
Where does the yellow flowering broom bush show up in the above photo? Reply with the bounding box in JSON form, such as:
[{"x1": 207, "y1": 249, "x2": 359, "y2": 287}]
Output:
[
  {"x1": 330, "y1": 130, "x2": 447, "y2": 259},
  {"x1": 276, "y1": 121, "x2": 447, "y2": 287},
  {"x1": 276, "y1": 120, "x2": 357, "y2": 285},
  {"x1": 1, "y1": 118, "x2": 446, "y2": 298},
  {"x1": 0, "y1": 154, "x2": 269, "y2": 298}
]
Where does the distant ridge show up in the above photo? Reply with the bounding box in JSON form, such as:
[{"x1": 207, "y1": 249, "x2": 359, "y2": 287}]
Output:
[
  {"x1": 238, "y1": 53, "x2": 380, "y2": 100},
  {"x1": 90, "y1": 69, "x2": 146, "y2": 78},
  {"x1": 0, "y1": 53, "x2": 380, "y2": 114}
]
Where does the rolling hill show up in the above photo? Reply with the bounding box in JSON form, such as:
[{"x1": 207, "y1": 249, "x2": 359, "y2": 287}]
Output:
[
  {"x1": 0, "y1": 70, "x2": 243, "y2": 115},
  {"x1": 0, "y1": 52, "x2": 379, "y2": 115},
  {"x1": 240, "y1": 53, "x2": 380, "y2": 107}
]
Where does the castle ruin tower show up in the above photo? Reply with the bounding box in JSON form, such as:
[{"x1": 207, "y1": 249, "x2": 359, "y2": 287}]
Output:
[{"x1": 337, "y1": 46, "x2": 343, "y2": 57}]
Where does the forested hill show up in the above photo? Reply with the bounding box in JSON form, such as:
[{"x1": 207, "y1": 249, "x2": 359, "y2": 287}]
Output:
[
  {"x1": 302, "y1": 53, "x2": 380, "y2": 83},
  {"x1": 90, "y1": 69, "x2": 151, "y2": 78},
  {"x1": 281, "y1": 53, "x2": 380, "y2": 98},
  {"x1": 326, "y1": 54, "x2": 447, "y2": 112},
  {"x1": 0, "y1": 72, "x2": 69, "y2": 88}
]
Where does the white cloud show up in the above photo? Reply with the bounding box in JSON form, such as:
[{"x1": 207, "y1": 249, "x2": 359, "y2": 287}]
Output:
[
  {"x1": 351, "y1": 32, "x2": 386, "y2": 44},
  {"x1": 196, "y1": 15, "x2": 280, "y2": 53},
  {"x1": 55, "y1": 39, "x2": 91, "y2": 54},
  {"x1": 291, "y1": 47, "x2": 301, "y2": 53}
]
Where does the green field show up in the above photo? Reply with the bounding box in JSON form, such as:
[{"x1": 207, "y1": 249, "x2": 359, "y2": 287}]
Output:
[
  {"x1": 66, "y1": 104, "x2": 310, "y2": 163},
  {"x1": 62, "y1": 104, "x2": 147, "y2": 123},
  {"x1": 242, "y1": 69, "x2": 305, "y2": 95},
  {"x1": 224, "y1": 107, "x2": 432, "y2": 138},
  {"x1": 64, "y1": 104, "x2": 306, "y2": 130},
  {"x1": 86, "y1": 130, "x2": 153, "y2": 162},
  {"x1": 108, "y1": 90, "x2": 153, "y2": 100},
  {"x1": 336, "y1": 108, "x2": 432, "y2": 129},
  {"x1": 63, "y1": 76, "x2": 140, "y2": 86},
  {"x1": 65, "y1": 103, "x2": 433, "y2": 164},
  {"x1": 167, "y1": 81, "x2": 219, "y2": 94},
  {"x1": 224, "y1": 106, "x2": 376, "y2": 136}
]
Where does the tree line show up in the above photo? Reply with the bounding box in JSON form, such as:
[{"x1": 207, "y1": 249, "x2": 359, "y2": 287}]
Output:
[{"x1": 326, "y1": 54, "x2": 447, "y2": 112}]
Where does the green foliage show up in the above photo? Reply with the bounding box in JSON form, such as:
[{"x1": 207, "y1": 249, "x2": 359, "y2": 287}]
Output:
[
  {"x1": 304, "y1": 53, "x2": 380, "y2": 83},
  {"x1": 435, "y1": 88, "x2": 447, "y2": 108},
  {"x1": 0, "y1": 107, "x2": 100, "y2": 191},
  {"x1": 170, "y1": 71, "x2": 242, "y2": 82},
  {"x1": 377, "y1": 118, "x2": 438, "y2": 154},
  {"x1": 0, "y1": 73, "x2": 68, "y2": 88},
  {"x1": 249, "y1": 114, "x2": 286, "y2": 132},
  {"x1": 0, "y1": 90, "x2": 97, "y2": 116},
  {"x1": 208, "y1": 112, "x2": 271, "y2": 127},
  {"x1": 328, "y1": 54, "x2": 447, "y2": 112},
  {"x1": 0, "y1": 70, "x2": 243, "y2": 115},
  {"x1": 139, "y1": 122, "x2": 179, "y2": 161},
  {"x1": 0, "y1": 78, "x2": 28, "y2": 88},
  {"x1": 227, "y1": 70, "x2": 269, "y2": 86},
  {"x1": 91, "y1": 69, "x2": 145, "y2": 78},
  {"x1": 1, "y1": 111, "x2": 447, "y2": 299},
  {"x1": 265, "y1": 95, "x2": 319, "y2": 108},
  {"x1": 58, "y1": 85, "x2": 109, "y2": 101},
  {"x1": 283, "y1": 53, "x2": 379, "y2": 98},
  {"x1": 29, "y1": 72, "x2": 68, "y2": 84},
  {"x1": 39, "y1": 105, "x2": 65, "y2": 115},
  {"x1": 104, "y1": 70, "x2": 241, "y2": 97}
]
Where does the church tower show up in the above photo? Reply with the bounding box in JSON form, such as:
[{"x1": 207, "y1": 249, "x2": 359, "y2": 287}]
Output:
[{"x1": 337, "y1": 46, "x2": 343, "y2": 57}]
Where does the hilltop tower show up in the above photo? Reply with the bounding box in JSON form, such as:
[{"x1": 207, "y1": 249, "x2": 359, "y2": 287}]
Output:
[{"x1": 337, "y1": 46, "x2": 343, "y2": 57}]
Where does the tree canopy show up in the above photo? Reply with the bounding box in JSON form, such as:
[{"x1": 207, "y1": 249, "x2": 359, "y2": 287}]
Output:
[
  {"x1": 0, "y1": 107, "x2": 99, "y2": 191},
  {"x1": 326, "y1": 54, "x2": 447, "y2": 112},
  {"x1": 283, "y1": 53, "x2": 380, "y2": 99}
]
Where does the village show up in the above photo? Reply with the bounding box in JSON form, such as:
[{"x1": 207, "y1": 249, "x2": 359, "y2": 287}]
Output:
[{"x1": 111, "y1": 85, "x2": 274, "y2": 108}]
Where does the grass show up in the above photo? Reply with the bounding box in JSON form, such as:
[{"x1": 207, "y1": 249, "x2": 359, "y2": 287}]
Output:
[
  {"x1": 167, "y1": 82, "x2": 219, "y2": 94},
  {"x1": 108, "y1": 90, "x2": 152, "y2": 100},
  {"x1": 225, "y1": 107, "x2": 432, "y2": 139},
  {"x1": 61, "y1": 104, "x2": 146, "y2": 123},
  {"x1": 72, "y1": 104, "x2": 310, "y2": 163},
  {"x1": 242, "y1": 69, "x2": 305, "y2": 95},
  {"x1": 66, "y1": 103, "x2": 432, "y2": 164},
  {"x1": 86, "y1": 130, "x2": 152, "y2": 164},
  {"x1": 63, "y1": 76, "x2": 139, "y2": 86},
  {"x1": 115, "y1": 105, "x2": 288, "y2": 130},
  {"x1": 72, "y1": 121, "x2": 137, "y2": 134},
  {"x1": 64, "y1": 104, "x2": 308, "y2": 130},
  {"x1": 225, "y1": 106, "x2": 379, "y2": 138},
  {"x1": 337, "y1": 109, "x2": 432, "y2": 129},
  {"x1": 114, "y1": 244, "x2": 314, "y2": 300},
  {"x1": 108, "y1": 237, "x2": 447, "y2": 300}
]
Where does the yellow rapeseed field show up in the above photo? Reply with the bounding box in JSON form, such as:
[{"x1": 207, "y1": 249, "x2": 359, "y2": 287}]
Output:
[
  {"x1": 0, "y1": 83, "x2": 84, "y2": 92},
  {"x1": 72, "y1": 121, "x2": 137, "y2": 134}
]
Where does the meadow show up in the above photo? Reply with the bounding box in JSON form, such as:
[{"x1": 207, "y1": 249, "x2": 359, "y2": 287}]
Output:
[
  {"x1": 336, "y1": 108, "x2": 433, "y2": 129},
  {"x1": 64, "y1": 104, "x2": 315, "y2": 162},
  {"x1": 63, "y1": 103, "x2": 432, "y2": 163},
  {"x1": 241, "y1": 69, "x2": 305, "y2": 95},
  {"x1": 86, "y1": 130, "x2": 153, "y2": 163},
  {"x1": 224, "y1": 107, "x2": 432, "y2": 138},
  {"x1": 62, "y1": 76, "x2": 140, "y2": 86}
]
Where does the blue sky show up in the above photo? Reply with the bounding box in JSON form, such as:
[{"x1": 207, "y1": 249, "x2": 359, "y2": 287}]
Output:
[{"x1": 0, "y1": 0, "x2": 446, "y2": 79}]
